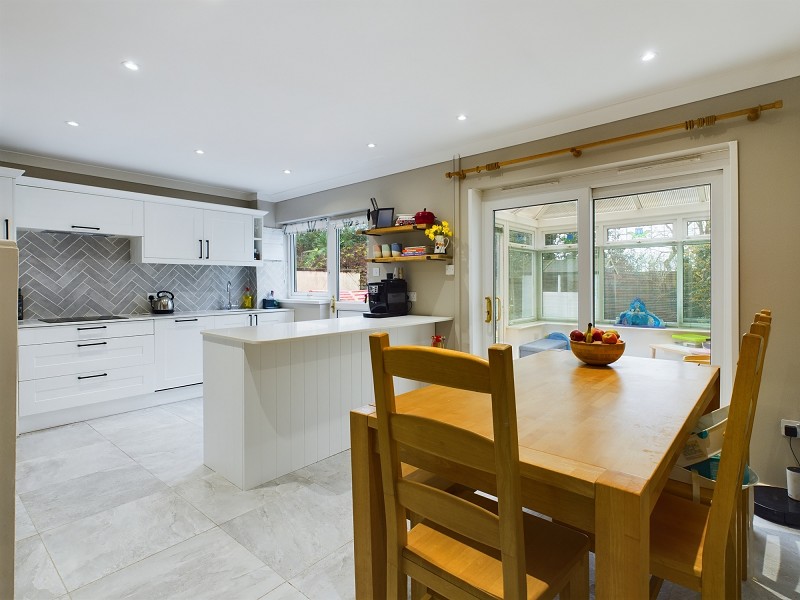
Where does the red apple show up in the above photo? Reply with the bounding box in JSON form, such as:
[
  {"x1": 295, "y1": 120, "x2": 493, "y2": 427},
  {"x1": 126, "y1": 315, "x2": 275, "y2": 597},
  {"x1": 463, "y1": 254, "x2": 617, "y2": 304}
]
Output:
[
  {"x1": 601, "y1": 331, "x2": 619, "y2": 345},
  {"x1": 592, "y1": 328, "x2": 605, "y2": 342},
  {"x1": 569, "y1": 329, "x2": 585, "y2": 342}
]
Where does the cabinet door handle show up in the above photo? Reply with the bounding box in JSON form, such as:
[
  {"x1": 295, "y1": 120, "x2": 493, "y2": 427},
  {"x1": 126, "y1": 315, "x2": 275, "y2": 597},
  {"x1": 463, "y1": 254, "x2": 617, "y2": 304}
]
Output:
[
  {"x1": 175, "y1": 318, "x2": 198, "y2": 323},
  {"x1": 77, "y1": 325, "x2": 107, "y2": 331},
  {"x1": 71, "y1": 225, "x2": 101, "y2": 231},
  {"x1": 77, "y1": 341, "x2": 108, "y2": 348},
  {"x1": 3, "y1": 219, "x2": 8, "y2": 240},
  {"x1": 206, "y1": 240, "x2": 210, "y2": 259},
  {"x1": 78, "y1": 373, "x2": 108, "y2": 380},
  {"x1": 253, "y1": 314, "x2": 258, "y2": 325},
  {"x1": 199, "y1": 239, "x2": 203, "y2": 259}
]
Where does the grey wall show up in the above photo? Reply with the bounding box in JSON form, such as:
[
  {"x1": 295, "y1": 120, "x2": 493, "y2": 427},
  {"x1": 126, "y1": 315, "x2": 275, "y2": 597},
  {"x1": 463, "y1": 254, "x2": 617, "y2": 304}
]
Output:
[{"x1": 18, "y1": 231, "x2": 255, "y2": 319}]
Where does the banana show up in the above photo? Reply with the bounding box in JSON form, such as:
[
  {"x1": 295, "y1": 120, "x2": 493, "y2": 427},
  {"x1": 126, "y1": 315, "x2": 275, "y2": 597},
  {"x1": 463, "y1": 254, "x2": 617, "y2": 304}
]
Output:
[{"x1": 584, "y1": 323, "x2": 594, "y2": 343}]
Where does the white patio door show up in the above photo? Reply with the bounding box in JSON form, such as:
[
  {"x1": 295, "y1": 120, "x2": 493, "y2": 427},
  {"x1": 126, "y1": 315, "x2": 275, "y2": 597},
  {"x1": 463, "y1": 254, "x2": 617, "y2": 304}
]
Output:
[{"x1": 476, "y1": 187, "x2": 591, "y2": 356}]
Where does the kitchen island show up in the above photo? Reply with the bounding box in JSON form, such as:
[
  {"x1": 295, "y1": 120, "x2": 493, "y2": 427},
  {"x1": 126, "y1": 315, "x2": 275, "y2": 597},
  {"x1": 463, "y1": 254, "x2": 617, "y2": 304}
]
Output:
[{"x1": 201, "y1": 315, "x2": 452, "y2": 489}]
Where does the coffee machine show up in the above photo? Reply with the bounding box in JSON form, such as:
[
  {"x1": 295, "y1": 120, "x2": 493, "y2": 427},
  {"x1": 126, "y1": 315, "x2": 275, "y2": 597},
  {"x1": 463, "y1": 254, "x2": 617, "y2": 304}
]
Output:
[{"x1": 363, "y1": 274, "x2": 409, "y2": 318}]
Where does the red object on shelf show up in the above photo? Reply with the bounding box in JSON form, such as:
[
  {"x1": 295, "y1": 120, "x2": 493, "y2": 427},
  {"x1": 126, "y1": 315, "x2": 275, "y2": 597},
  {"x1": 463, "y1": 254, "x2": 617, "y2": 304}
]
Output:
[{"x1": 414, "y1": 208, "x2": 435, "y2": 225}]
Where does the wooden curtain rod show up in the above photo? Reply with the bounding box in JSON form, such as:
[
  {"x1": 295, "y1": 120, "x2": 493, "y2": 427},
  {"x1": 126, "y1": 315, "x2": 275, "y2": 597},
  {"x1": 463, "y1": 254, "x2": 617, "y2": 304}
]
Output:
[{"x1": 445, "y1": 100, "x2": 783, "y2": 180}]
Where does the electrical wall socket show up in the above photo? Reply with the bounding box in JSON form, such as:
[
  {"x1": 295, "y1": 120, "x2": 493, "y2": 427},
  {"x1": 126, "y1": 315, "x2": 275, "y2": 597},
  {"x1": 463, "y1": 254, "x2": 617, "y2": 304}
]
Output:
[
  {"x1": 408, "y1": 291, "x2": 417, "y2": 302},
  {"x1": 372, "y1": 267, "x2": 380, "y2": 277},
  {"x1": 146, "y1": 292, "x2": 158, "y2": 301},
  {"x1": 445, "y1": 264, "x2": 455, "y2": 276},
  {"x1": 781, "y1": 419, "x2": 800, "y2": 437}
]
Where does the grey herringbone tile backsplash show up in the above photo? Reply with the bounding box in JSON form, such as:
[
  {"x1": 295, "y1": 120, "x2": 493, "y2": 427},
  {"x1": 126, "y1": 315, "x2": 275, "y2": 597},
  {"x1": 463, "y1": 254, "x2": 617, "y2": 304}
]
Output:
[{"x1": 18, "y1": 231, "x2": 256, "y2": 319}]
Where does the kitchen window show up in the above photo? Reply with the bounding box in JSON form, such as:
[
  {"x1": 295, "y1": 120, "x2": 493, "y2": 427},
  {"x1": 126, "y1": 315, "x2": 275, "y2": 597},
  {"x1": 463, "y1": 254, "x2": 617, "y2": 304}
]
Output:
[{"x1": 287, "y1": 215, "x2": 368, "y2": 304}]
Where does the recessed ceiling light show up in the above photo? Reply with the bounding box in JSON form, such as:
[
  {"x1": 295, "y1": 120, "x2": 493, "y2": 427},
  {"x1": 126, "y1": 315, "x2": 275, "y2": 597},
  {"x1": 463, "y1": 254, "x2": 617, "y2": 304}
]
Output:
[
  {"x1": 65, "y1": 121, "x2": 80, "y2": 127},
  {"x1": 283, "y1": 169, "x2": 291, "y2": 175},
  {"x1": 641, "y1": 51, "x2": 656, "y2": 62},
  {"x1": 195, "y1": 149, "x2": 205, "y2": 155},
  {"x1": 122, "y1": 60, "x2": 140, "y2": 71},
  {"x1": 367, "y1": 143, "x2": 376, "y2": 148},
  {"x1": 457, "y1": 114, "x2": 467, "y2": 121}
]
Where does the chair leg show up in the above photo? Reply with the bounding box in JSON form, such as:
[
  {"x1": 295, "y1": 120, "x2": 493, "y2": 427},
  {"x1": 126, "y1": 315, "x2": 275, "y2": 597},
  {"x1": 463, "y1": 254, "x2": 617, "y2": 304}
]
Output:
[
  {"x1": 649, "y1": 576, "x2": 664, "y2": 600},
  {"x1": 739, "y1": 487, "x2": 750, "y2": 581},
  {"x1": 560, "y1": 552, "x2": 590, "y2": 600}
]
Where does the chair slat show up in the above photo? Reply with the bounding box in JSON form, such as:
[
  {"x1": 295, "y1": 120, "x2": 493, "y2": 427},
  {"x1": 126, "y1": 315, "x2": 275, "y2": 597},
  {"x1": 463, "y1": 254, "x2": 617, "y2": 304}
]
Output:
[{"x1": 383, "y1": 346, "x2": 492, "y2": 393}]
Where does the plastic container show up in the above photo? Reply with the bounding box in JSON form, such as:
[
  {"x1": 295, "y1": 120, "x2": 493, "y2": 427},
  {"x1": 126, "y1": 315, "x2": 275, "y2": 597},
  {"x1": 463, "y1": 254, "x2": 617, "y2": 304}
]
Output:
[{"x1": 241, "y1": 287, "x2": 254, "y2": 309}]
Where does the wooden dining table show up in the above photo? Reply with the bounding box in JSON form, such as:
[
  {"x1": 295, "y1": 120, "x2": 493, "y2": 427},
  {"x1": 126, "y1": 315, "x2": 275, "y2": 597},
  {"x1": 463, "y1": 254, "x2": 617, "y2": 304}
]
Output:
[{"x1": 350, "y1": 349, "x2": 720, "y2": 599}]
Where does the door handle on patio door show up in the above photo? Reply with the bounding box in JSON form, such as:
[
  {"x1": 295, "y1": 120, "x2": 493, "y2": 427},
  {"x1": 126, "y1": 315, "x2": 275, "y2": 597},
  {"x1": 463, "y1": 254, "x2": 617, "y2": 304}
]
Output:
[
  {"x1": 484, "y1": 297, "x2": 492, "y2": 323},
  {"x1": 495, "y1": 297, "x2": 502, "y2": 322}
]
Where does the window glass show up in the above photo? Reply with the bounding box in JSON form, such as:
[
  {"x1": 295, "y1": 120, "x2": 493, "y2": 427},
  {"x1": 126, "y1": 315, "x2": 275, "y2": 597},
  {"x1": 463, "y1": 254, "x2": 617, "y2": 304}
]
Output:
[
  {"x1": 337, "y1": 224, "x2": 367, "y2": 302},
  {"x1": 509, "y1": 230, "x2": 533, "y2": 245},
  {"x1": 293, "y1": 230, "x2": 328, "y2": 294},
  {"x1": 541, "y1": 250, "x2": 578, "y2": 320},
  {"x1": 687, "y1": 219, "x2": 711, "y2": 237},
  {"x1": 606, "y1": 223, "x2": 673, "y2": 242},
  {"x1": 508, "y1": 248, "x2": 535, "y2": 322},
  {"x1": 544, "y1": 231, "x2": 577, "y2": 246},
  {"x1": 602, "y1": 245, "x2": 677, "y2": 322},
  {"x1": 683, "y1": 242, "x2": 711, "y2": 324}
]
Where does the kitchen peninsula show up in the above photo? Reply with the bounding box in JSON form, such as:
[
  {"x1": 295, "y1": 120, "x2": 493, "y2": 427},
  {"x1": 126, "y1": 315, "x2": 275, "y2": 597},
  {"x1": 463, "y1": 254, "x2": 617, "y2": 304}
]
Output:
[{"x1": 201, "y1": 315, "x2": 451, "y2": 489}]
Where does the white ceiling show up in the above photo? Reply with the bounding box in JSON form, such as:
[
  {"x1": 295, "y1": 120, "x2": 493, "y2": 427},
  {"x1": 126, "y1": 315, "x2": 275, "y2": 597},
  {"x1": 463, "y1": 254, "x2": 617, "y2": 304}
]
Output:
[{"x1": 2, "y1": 1, "x2": 800, "y2": 203}]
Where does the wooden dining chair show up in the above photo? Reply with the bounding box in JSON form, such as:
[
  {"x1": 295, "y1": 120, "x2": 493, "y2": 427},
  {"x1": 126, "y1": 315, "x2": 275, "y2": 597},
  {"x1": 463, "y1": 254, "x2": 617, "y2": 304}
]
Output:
[
  {"x1": 368, "y1": 332, "x2": 590, "y2": 600},
  {"x1": 648, "y1": 328, "x2": 766, "y2": 600}
]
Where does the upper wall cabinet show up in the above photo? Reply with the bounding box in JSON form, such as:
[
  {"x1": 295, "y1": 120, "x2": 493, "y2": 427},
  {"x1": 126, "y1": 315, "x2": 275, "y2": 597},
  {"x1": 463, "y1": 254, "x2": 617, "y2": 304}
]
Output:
[
  {"x1": 133, "y1": 202, "x2": 256, "y2": 265},
  {"x1": 15, "y1": 183, "x2": 144, "y2": 237},
  {"x1": 0, "y1": 167, "x2": 24, "y2": 241}
]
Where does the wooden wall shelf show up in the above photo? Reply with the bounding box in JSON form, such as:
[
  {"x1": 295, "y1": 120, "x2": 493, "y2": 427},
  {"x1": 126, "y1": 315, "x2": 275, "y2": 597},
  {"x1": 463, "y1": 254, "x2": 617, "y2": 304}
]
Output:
[
  {"x1": 358, "y1": 224, "x2": 430, "y2": 236},
  {"x1": 368, "y1": 255, "x2": 449, "y2": 263}
]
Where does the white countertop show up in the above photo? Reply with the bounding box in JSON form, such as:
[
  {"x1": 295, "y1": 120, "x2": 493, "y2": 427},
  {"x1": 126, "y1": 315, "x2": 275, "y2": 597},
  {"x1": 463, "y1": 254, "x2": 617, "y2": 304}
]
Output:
[
  {"x1": 18, "y1": 308, "x2": 294, "y2": 329},
  {"x1": 201, "y1": 315, "x2": 452, "y2": 344}
]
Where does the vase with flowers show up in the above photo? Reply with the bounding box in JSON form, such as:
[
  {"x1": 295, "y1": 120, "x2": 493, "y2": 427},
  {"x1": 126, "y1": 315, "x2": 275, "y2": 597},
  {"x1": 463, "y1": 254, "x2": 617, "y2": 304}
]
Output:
[{"x1": 425, "y1": 220, "x2": 453, "y2": 254}]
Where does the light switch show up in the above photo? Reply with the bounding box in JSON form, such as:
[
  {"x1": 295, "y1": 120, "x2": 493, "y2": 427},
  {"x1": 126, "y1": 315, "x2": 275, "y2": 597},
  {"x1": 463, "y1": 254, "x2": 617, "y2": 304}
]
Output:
[
  {"x1": 372, "y1": 267, "x2": 380, "y2": 276},
  {"x1": 445, "y1": 264, "x2": 455, "y2": 276},
  {"x1": 408, "y1": 291, "x2": 417, "y2": 302}
]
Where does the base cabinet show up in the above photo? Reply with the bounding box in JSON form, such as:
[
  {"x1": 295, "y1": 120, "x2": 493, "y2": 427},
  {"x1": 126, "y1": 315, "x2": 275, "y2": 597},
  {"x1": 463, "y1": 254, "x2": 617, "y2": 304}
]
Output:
[{"x1": 153, "y1": 316, "x2": 215, "y2": 391}]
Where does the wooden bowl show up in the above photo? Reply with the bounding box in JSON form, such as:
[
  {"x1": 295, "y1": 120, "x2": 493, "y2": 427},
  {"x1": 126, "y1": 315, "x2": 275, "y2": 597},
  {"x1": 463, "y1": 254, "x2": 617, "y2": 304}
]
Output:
[{"x1": 570, "y1": 340, "x2": 626, "y2": 366}]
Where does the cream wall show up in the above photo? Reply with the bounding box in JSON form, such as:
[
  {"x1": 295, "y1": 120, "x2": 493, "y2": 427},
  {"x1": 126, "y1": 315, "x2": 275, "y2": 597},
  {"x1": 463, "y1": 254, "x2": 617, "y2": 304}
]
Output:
[{"x1": 277, "y1": 76, "x2": 800, "y2": 487}]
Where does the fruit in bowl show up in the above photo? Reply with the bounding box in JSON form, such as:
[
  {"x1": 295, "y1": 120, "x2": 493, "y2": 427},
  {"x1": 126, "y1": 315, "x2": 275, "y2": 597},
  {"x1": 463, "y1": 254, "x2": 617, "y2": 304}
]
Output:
[{"x1": 571, "y1": 323, "x2": 625, "y2": 365}]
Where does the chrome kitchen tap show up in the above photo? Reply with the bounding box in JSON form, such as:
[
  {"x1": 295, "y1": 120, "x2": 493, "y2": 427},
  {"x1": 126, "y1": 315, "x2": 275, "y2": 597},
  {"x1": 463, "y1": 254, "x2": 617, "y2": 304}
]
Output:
[{"x1": 226, "y1": 281, "x2": 232, "y2": 310}]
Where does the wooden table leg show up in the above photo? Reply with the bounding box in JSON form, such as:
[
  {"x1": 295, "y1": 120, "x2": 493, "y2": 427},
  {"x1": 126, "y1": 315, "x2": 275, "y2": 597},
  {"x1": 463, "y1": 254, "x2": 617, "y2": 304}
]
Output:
[
  {"x1": 350, "y1": 410, "x2": 386, "y2": 599},
  {"x1": 595, "y1": 472, "x2": 650, "y2": 599}
]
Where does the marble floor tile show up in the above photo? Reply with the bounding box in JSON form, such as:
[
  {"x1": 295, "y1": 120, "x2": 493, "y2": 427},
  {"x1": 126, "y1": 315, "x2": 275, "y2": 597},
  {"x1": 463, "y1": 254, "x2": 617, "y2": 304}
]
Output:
[
  {"x1": 133, "y1": 439, "x2": 212, "y2": 487},
  {"x1": 292, "y1": 450, "x2": 352, "y2": 494},
  {"x1": 16, "y1": 422, "x2": 108, "y2": 463},
  {"x1": 161, "y1": 397, "x2": 204, "y2": 426},
  {"x1": 259, "y1": 583, "x2": 310, "y2": 600},
  {"x1": 14, "y1": 535, "x2": 67, "y2": 600},
  {"x1": 15, "y1": 494, "x2": 37, "y2": 541},
  {"x1": 174, "y1": 472, "x2": 277, "y2": 525},
  {"x1": 290, "y1": 541, "x2": 355, "y2": 600},
  {"x1": 87, "y1": 405, "x2": 189, "y2": 438},
  {"x1": 222, "y1": 481, "x2": 353, "y2": 580},
  {"x1": 41, "y1": 489, "x2": 214, "y2": 591},
  {"x1": 16, "y1": 439, "x2": 134, "y2": 495},
  {"x1": 70, "y1": 527, "x2": 282, "y2": 600},
  {"x1": 91, "y1": 416, "x2": 202, "y2": 458},
  {"x1": 21, "y1": 463, "x2": 168, "y2": 532}
]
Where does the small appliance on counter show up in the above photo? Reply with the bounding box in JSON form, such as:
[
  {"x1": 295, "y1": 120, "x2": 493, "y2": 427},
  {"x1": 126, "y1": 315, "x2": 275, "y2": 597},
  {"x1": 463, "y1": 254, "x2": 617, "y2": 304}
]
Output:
[
  {"x1": 148, "y1": 290, "x2": 175, "y2": 314},
  {"x1": 363, "y1": 274, "x2": 409, "y2": 318}
]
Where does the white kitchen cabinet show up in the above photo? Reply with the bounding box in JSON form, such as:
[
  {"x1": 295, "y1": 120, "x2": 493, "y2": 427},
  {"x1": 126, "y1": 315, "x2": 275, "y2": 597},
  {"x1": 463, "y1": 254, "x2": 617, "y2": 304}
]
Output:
[
  {"x1": 15, "y1": 184, "x2": 144, "y2": 236},
  {"x1": 153, "y1": 316, "x2": 215, "y2": 391},
  {"x1": 0, "y1": 167, "x2": 24, "y2": 241},
  {"x1": 135, "y1": 203, "x2": 255, "y2": 266},
  {"x1": 17, "y1": 320, "x2": 155, "y2": 417}
]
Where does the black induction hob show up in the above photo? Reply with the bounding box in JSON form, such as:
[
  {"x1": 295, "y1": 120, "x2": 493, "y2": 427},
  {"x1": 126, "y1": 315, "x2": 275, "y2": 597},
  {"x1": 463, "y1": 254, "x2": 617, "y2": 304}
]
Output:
[{"x1": 38, "y1": 315, "x2": 128, "y2": 324}]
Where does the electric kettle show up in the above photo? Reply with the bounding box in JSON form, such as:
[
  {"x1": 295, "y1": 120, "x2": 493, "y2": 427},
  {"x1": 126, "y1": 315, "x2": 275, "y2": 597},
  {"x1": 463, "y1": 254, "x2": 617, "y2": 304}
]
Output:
[{"x1": 149, "y1": 291, "x2": 175, "y2": 314}]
